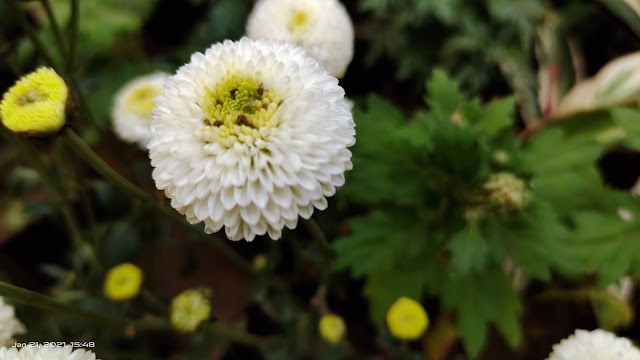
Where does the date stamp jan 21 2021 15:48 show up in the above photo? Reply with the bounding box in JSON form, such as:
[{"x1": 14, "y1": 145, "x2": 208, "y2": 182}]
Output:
[{"x1": 12, "y1": 342, "x2": 96, "y2": 348}]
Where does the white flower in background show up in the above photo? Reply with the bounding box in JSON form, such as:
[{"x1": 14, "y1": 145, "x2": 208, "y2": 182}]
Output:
[
  {"x1": 0, "y1": 346, "x2": 99, "y2": 360},
  {"x1": 149, "y1": 38, "x2": 355, "y2": 241},
  {"x1": 0, "y1": 297, "x2": 25, "y2": 346},
  {"x1": 546, "y1": 329, "x2": 640, "y2": 360},
  {"x1": 112, "y1": 72, "x2": 169, "y2": 148},
  {"x1": 246, "y1": 0, "x2": 354, "y2": 78}
]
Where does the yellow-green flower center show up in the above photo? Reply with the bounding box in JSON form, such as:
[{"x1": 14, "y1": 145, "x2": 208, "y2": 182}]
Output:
[
  {"x1": 16, "y1": 89, "x2": 49, "y2": 106},
  {"x1": 195, "y1": 74, "x2": 282, "y2": 149},
  {"x1": 288, "y1": 10, "x2": 310, "y2": 32},
  {"x1": 125, "y1": 85, "x2": 161, "y2": 116}
]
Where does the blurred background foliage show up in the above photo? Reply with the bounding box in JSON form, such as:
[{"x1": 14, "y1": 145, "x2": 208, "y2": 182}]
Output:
[{"x1": 1, "y1": 0, "x2": 640, "y2": 359}]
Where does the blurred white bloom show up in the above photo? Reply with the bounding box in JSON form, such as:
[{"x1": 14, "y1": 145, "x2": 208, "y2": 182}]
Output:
[
  {"x1": 0, "y1": 297, "x2": 25, "y2": 346},
  {"x1": 246, "y1": 0, "x2": 354, "y2": 78},
  {"x1": 547, "y1": 329, "x2": 640, "y2": 360},
  {"x1": 112, "y1": 72, "x2": 169, "y2": 148},
  {"x1": 0, "y1": 346, "x2": 98, "y2": 360},
  {"x1": 149, "y1": 38, "x2": 355, "y2": 241}
]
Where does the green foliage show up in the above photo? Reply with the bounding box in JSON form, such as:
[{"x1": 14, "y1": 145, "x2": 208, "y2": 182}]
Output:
[{"x1": 336, "y1": 70, "x2": 640, "y2": 357}]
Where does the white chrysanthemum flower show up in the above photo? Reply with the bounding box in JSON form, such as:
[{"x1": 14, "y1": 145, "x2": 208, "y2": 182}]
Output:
[
  {"x1": 149, "y1": 38, "x2": 355, "y2": 241},
  {"x1": 0, "y1": 346, "x2": 98, "y2": 360},
  {"x1": 246, "y1": 0, "x2": 354, "y2": 78},
  {"x1": 0, "y1": 297, "x2": 25, "y2": 346},
  {"x1": 547, "y1": 329, "x2": 640, "y2": 360},
  {"x1": 112, "y1": 72, "x2": 169, "y2": 148}
]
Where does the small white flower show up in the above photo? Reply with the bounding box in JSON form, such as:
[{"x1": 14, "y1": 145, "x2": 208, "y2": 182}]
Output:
[
  {"x1": 0, "y1": 346, "x2": 98, "y2": 360},
  {"x1": 246, "y1": 0, "x2": 354, "y2": 78},
  {"x1": 112, "y1": 72, "x2": 169, "y2": 148},
  {"x1": 547, "y1": 329, "x2": 640, "y2": 360},
  {"x1": 0, "y1": 297, "x2": 25, "y2": 347},
  {"x1": 149, "y1": 38, "x2": 355, "y2": 241}
]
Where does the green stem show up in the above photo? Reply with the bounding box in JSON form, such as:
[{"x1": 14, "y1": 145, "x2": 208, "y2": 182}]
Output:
[
  {"x1": 62, "y1": 128, "x2": 255, "y2": 275},
  {"x1": 0, "y1": 281, "x2": 131, "y2": 327},
  {"x1": 207, "y1": 322, "x2": 276, "y2": 349},
  {"x1": 66, "y1": 0, "x2": 79, "y2": 73},
  {"x1": 0, "y1": 126, "x2": 85, "y2": 248},
  {"x1": 302, "y1": 218, "x2": 331, "y2": 252},
  {"x1": 39, "y1": 0, "x2": 66, "y2": 61},
  {"x1": 6, "y1": 0, "x2": 58, "y2": 68}
]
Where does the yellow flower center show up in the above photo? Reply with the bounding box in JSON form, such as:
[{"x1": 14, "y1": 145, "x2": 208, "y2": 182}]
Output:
[
  {"x1": 194, "y1": 73, "x2": 283, "y2": 149},
  {"x1": 288, "y1": 10, "x2": 310, "y2": 32},
  {"x1": 16, "y1": 89, "x2": 49, "y2": 106},
  {"x1": 124, "y1": 84, "x2": 161, "y2": 116}
]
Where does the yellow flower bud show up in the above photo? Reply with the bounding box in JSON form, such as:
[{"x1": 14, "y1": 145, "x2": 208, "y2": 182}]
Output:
[
  {"x1": 252, "y1": 254, "x2": 268, "y2": 271},
  {"x1": 318, "y1": 314, "x2": 346, "y2": 344},
  {"x1": 386, "y1": 297, "x2": 429, "y2": 341},
  {"x1": 170, "y1": 288, "x2": 211, "y2": 333},
  {"x1": 0, "y1": 67, "x2": 68, "y2": 135},
  {"x1": 103, "y1": 263, "x2": 143, "y2": 301},
  {"x1": 483, "y1": 172, "x2": 532, "y2": 212}
]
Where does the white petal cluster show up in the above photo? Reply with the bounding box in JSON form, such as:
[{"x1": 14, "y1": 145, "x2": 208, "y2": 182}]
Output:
[
  {"x1": 112, "y1": 72, "x2": 169, "y2": 148},
  {"x1": 547, "y1": 329, "x2": 640, "y2": 360},
  {"x1": 246, "y1": 0, "x2": 354, "y2": 78},
  {"x1": 0, "y1": 346, "x2": 98, "y2": 360},
  {"x1": 0, "y1": 297, "x2": 25, "y2": 346},
  {"x1": 149, "y1": 38, "x2": 355, "y2": 241}
]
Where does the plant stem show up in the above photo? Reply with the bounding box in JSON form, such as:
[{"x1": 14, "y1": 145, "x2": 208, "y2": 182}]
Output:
[
  {"x1": 0, "y1": 281, "x2": 131, "y2": 327},
  {"x1": 207, "y1": 322, "x2": 276, "y2": 350},
  {"x1": 6, "y1": 0, "x2": 58, "y2": 68},
  {"x1": 66, "y1": 0, "x2": 79, "y2": 73},
  {"x1": 301, "y1": 218, "x2": 331, "y2": 252},
  {"x1": 62, "y1": 128, "x2": 256, "y2": 275},
  {"x1": 39, "y1": 0, "x2": 66, "y2": 60},
  {"x1": 0, "y1": 127, "x2": 85, "y2": 249}
]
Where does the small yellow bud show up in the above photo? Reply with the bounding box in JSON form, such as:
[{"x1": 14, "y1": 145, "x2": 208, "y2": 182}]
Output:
[
  {"x1": 252, "y1": 254, "x2": 268, "y2": 271},
  {"x1": 103, "y1": 263, "x2": 143, "y2": 301},
  {"x1": 483, "y1": 172, "x2": 532, "y2": 212},
  {"x1": 386, "y1": 297, "x2": 429, "y2": 341},
  {"x1": 170, "y1": 288, "x2": 212, "y2": 333},
  {"x1": 0, "y1": 67, "x2": 68, "y2": 135},
  {"x1": 318, "y1": 314, "x2": 346, "y2": 344}
]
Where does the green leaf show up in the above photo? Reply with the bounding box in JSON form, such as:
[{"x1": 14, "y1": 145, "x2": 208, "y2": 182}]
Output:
[
  {"x1": 611, "y1": 106, "x2": 640, "y2": 148},
  {"x1": 474, "y1": 97, "x2": 516, "y2": 136},
  {"x1": 447, "y1": 222, "x2": 489, "y2": 275},
  {"x1": 426, "y1": 69, "x2": 465, "y2": 121},
  {"x1": 569, "y1": 207, "x2": 640, "y2": 287},
  {"x1": 440, "y1": 268, "x2": 522, "y2": 357}
]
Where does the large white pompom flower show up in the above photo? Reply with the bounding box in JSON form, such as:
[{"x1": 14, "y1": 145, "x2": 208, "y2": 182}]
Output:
[
  {"x1": 148, "y1": 38, "x2": 355, "y2": 241},
  {"x1": 246, "y1": 0, "x2": 354, "y2": 78},
  {"x1": 0, "y1": 346, "x2": 98, "y2": 360},
  {"x1": 112, "y1": 72, "x2": 170, "y2": 148},
  {"x1": 0, "y1": 297, "x2": 25, "y2": 346},
  {"x1": 547, "y1": 329, "x2": 640, "y2": 360}
]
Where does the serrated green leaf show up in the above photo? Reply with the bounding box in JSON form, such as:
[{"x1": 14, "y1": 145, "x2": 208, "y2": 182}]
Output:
[
  {"x1": 447, "y1": 222, "x2": 489, "y2": 275},
  {"x1": 474, "y1": 97, "x2": 516, "y2": 135},
  {"x1": 426, "y1": 70, "x2": 465, "y2": 121},
  {"x1": 440, "y1": 268, "x2": 522, "y2": 357}
]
